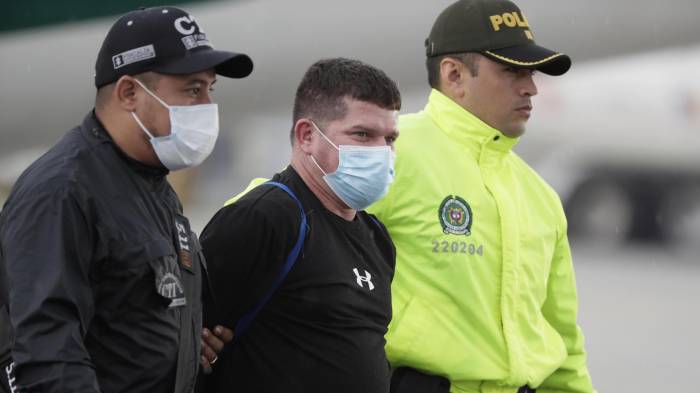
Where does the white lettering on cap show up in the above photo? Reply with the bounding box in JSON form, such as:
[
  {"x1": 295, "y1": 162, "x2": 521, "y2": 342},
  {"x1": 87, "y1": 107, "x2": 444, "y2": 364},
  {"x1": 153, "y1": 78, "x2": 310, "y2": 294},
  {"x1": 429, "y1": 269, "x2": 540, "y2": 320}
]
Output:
[
  {"x1": 174, "y1": 15, "x2": 197, "y2": 35},
  {"x1": 112, "y1": 44, "x2": 156, "y2": 69}
]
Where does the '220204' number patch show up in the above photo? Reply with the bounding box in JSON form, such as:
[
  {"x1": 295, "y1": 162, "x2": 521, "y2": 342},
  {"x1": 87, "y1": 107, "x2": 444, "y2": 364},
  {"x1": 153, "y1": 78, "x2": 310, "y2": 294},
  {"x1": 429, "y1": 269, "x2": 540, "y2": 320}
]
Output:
[{"x1": 431, "y1": 240, "x2": 484, "y2": 256}]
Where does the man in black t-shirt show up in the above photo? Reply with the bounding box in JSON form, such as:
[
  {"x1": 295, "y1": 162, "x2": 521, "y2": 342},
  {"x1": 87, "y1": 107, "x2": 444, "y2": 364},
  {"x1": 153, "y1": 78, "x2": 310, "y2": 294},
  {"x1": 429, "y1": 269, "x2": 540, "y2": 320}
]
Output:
[{"x1": 197, "y1": 58, "x2": 401, "y2": 392}]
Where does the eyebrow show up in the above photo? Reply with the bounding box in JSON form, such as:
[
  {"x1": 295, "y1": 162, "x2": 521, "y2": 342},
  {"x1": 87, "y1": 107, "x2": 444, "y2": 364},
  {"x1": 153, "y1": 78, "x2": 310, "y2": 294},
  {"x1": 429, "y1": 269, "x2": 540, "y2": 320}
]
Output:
[
  {"x1": 185, "y1": 77, "x2": 217, "y2": 86},
  {"x1": 347, "y1": 124, "x2": 399, "y2": 137}
]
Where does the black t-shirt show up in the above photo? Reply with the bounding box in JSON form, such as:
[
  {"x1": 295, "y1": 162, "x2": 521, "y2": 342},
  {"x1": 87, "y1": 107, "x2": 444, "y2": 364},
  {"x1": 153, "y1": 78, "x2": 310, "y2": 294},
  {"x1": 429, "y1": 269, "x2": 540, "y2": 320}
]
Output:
[{"x1": 199, "y1": 166, "x2": 395, "y2": 393}]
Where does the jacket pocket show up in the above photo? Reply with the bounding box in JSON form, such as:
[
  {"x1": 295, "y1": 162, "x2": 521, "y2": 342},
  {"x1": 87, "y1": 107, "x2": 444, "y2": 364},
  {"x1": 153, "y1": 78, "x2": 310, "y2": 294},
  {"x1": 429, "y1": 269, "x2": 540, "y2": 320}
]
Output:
[
  {"x1": 92, "y1": 237, "x2": 181, "y2": 311},
  {"x1": 386, "y1": 295, "x2": 504, "y2": 382}
]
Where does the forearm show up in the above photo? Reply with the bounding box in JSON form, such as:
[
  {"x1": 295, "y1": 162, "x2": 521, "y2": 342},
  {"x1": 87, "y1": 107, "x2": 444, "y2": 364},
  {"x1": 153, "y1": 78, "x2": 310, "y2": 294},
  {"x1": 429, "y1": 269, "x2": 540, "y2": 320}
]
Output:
[
  {"x1": 14, "y1": 362, "x2": 100, "y2": 393},
  {"x1": 537, "y1": 348, "x2": 595, "y2": 393},
  {"x1": 0, "y1": 358, "x2": 12, "y2": 393},
  {"x1": 3, "y1": 186, "x2": 98, "y2": 393},
  {"x1": 540, "y1": 231, "x2": 595, "y2": 393}
]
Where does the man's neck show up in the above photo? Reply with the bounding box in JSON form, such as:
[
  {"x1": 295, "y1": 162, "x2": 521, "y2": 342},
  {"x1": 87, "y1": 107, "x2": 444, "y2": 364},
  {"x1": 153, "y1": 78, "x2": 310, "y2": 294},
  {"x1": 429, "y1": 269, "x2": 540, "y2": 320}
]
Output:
[
  {"x1": 290, "y1": 153, "x2": 356, "y2": 222},
  {"x1": 95, "y1": 108, "x2": 161, "y2": 167}
]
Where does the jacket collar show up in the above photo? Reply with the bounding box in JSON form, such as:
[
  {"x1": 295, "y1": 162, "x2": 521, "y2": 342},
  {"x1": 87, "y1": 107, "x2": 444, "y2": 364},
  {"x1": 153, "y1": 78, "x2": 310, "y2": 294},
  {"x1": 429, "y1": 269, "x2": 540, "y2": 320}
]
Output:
[
  {"x1": 81, "y1": 110, "x2": 169, "y2": 179},
  {"x1": 424, "y1": 89, "x2": 519, "y2": 159}
]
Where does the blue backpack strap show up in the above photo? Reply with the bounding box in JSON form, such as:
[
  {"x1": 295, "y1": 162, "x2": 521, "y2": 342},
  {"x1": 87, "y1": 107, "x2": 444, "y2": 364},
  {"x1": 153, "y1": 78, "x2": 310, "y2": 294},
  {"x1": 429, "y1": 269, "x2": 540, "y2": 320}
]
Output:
[
  {"x1": 367, "y1": 215, "x2": 382, "y2": 230},
  {"x1": 234, "y1": 181, "x2": 307, "y2": 337}
]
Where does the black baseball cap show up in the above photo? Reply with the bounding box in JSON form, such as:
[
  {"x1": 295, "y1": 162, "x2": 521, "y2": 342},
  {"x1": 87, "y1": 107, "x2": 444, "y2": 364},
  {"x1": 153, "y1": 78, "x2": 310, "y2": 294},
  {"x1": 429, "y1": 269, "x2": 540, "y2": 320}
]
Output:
[
  {"x1": 95, "y1": 6, "x2": 253, "y2": 87},
  {"x1": 425, "y1": 0, "x2": 571, "y2": 76}
]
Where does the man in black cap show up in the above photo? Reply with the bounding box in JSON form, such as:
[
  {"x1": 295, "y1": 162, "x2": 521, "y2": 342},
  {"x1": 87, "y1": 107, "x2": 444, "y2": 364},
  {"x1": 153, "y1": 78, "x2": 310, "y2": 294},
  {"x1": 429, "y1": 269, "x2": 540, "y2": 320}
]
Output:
[
  {"x1": 0, "y1": 6, "x2": 251, "y2": 393},
  {"x1": 368, "y1": 0, "x2": 596, "y2": 392}
]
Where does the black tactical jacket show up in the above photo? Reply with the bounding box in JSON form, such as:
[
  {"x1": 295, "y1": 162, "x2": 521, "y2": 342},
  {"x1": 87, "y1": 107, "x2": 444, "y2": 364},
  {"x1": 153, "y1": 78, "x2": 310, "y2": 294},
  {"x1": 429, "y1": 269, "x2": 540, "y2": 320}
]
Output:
[{"x1": 0, "y1": 112, "x2": 206, "y2": 393}]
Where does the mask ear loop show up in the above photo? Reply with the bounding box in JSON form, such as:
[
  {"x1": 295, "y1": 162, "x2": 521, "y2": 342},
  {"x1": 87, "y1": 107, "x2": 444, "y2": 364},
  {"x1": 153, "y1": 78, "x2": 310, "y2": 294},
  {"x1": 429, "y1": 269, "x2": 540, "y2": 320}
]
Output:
[
  {"x1": 130, "y1": 78, "x2": 169, "y2": 140},
  {"x1": 131, "y1": 112, "x2": 156, "y2": 139},
  {"x1": 132, "y1": 78, "x2": 170, "y2": 109},
  {"x1": 309, "y1": 155, "x2": 328, "y2": 176},
  {"x1": 307, "y1": 120, "x2": 340, "y2": 176},
  {"x1": 309, "y1": 120, "x2": 339, "y2": 150}
]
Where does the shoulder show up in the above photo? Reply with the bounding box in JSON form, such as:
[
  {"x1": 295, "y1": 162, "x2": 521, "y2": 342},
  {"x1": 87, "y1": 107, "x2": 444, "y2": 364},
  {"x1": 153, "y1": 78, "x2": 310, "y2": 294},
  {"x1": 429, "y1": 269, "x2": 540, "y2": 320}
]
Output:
[
  {"x1": 508, "y1": 153, "x2": 567, "y2": 227},
  {"x1": 5, "y1": 139, "x2": 89, "y2": 211},
  {"x1": 238, "y1": 181, "x2": 302, "y2": 216},
  {"x1": 10, "y1": 126, "x2": 101, "y2": 195},
  {"x1": 362, "y1": 212, "x2": 390, "y2": 239},
  {"x1": 1, "y1": 166, "x2": 87, "y2": 232},
  {"x1": 399, "y1": 110, "x2": 432, "y2": 127},
  {"x1": 387, "y1": 110, "x2": 447, "y2": 185},
  {"x1": 203, "y1": 181, "x2": 302, "y2": 239},
  {"x1": 398, "y1": 110, "x2": 437, "y2": 136},
  {"x1": 360, "y1": 212, "x2": 396, "y2": 265},
  {"x1": 510, "y1": 153, "x2": 561, "y2": 201},
  {"x1": 394, "y1": 110, "x2": 443, "y2": 160}
]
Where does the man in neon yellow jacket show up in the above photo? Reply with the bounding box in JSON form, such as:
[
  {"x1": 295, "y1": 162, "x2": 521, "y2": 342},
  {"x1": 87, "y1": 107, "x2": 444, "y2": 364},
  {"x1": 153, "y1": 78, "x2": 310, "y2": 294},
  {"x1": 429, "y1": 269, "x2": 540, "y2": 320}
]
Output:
[{"x1": 368, "y1": 1, "x2": 596, "y2": 392}]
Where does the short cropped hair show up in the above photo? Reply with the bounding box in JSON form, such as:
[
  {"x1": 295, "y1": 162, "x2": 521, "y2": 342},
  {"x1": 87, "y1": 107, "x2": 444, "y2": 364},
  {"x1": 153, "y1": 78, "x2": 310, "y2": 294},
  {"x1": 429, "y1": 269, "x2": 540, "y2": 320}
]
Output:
[
  {"x1": 94, "y1": 72, "x2": 161, "y2": 110},
  {"x1": 291, "y1": 58, "x2": 401, "y2": 144},
  {"x1": 426, "y1": 52, "x2": 480, "y2": 90}
]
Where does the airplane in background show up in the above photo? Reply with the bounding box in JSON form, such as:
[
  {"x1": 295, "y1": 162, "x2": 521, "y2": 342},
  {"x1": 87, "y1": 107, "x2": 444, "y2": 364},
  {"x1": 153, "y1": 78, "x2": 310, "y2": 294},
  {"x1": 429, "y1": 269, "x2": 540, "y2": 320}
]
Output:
[
  {"x1": 2, "y1": 0, "x2": 699, "y2": 247},
  {"x1": 520, "y1": 46, "x2": 700, "y2": 247}
]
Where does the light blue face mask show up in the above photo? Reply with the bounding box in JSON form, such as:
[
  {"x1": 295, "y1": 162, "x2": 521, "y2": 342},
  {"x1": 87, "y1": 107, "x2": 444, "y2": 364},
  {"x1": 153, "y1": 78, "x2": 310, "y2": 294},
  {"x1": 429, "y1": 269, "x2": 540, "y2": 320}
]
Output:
[{"x1": 309, "y1": 121, "x2": 395, "y2": 210}]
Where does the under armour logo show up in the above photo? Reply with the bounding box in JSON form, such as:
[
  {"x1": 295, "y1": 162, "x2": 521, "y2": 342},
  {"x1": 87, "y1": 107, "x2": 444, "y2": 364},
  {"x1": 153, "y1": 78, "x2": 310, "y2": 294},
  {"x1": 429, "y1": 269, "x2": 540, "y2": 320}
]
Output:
[{"x1": 353, "y1": 268, "x2": 374, "y2": 291}]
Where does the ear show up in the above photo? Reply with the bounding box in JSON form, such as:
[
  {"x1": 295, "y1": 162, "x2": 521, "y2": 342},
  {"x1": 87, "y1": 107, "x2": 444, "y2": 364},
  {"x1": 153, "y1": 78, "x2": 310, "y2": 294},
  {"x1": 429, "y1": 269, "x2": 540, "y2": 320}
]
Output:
[
  {"x1": 293, "y1": 119, "x2": 315, "y2": 154},
  {"x1": 114, "y1": 76, "x2": 140, "y2": 112},
  {"x1": 439, "y1": 57, "x2": 467, "y2": 98}
]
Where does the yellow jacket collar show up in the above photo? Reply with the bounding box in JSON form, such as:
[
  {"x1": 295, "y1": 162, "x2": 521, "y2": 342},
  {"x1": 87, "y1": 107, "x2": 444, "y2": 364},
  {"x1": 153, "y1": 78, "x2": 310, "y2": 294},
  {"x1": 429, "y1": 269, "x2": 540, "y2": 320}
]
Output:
[{"x1": 424, "y1": 89, "x2": 519, "y2": 156}]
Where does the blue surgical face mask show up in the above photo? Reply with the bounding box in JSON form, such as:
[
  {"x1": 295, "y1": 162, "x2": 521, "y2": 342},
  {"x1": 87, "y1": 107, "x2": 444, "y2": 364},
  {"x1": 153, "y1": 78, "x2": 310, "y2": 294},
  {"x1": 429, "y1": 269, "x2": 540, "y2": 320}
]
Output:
[{"x1": 309, "y1": 121, "x2": 395, "y2": 210}]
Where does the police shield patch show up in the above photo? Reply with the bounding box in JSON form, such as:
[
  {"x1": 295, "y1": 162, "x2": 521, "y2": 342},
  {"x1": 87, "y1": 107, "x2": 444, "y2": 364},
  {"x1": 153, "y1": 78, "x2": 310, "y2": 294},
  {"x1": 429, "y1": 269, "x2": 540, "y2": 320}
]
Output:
[{"x1": 438, "y1": 195, "x2": 473, "y2": 235}]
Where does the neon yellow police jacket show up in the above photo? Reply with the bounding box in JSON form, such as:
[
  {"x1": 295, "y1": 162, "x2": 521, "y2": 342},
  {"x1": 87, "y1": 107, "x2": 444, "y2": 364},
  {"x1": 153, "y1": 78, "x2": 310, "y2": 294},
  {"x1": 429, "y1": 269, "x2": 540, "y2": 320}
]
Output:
[{"x1": 368, "y1": 90, "x2": 596, "y2": 393}]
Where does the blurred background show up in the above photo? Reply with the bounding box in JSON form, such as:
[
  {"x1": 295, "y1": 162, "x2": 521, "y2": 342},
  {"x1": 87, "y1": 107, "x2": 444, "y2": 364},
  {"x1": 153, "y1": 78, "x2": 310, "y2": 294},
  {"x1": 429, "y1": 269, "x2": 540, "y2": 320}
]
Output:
[{"x1": 1, "y1": 0, "x2": 699, "y2": 390}]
